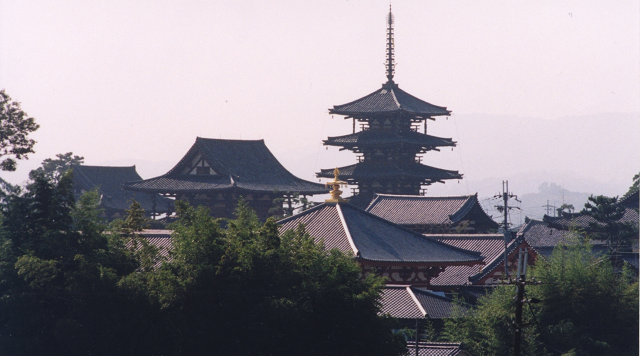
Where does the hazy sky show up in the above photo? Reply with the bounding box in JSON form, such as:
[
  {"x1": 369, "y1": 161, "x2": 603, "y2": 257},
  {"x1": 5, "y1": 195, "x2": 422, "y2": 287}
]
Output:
[{"x1": 1, "y1": 1, "x2": 639, "y2": 203}]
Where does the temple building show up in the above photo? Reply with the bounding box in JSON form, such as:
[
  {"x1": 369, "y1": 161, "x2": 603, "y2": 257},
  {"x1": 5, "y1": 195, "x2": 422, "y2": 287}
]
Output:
[
  {"x1": 278, "y1": 170, "x2": 482, "y2": 288},
  {"x1": 317, "y1": 8, "x2": 461, "y2": 208},
  {"x1": 123, "y1": 137, "x2": 327, "y2": 220}
]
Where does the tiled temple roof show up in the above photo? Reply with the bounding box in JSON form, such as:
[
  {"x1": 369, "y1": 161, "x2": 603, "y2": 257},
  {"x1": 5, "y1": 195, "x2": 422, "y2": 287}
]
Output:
[
  {"x1": 365, "y1": 194, "x2": 498, "y2": 229},
  {"x1": 317, "y1": 163, "x2": 462, "y2": 183},
  {"x1": 516, "y1": 218, "x2": 609, "y2": 259},
  {"x1": 124, "y1": 138, "x2": 327, "y2": 195},
  {"x1": 428, "y1": 234, "x2": 524, "y2": 286},
  {"x1": 330, "y1": 82, "x2": 450, "y2": 119},
  {"x1": 404, "y1": 342, "x2": 471, "y2": 356},
  {"x1": 542, "y1": 208, "x2": 638, "y2": 231},
  {"x1": 323, "y1": 130, "x2": 455, "y2": 150},
  {"x1": 380, "y1": 285, "x2": 465, "y2": 320},
  {"x1": 278, "y1": 203, "x2": 482, "y2": 265},
  {"x1": 71, "y1": 165, "x2": 171, "y2": 214}
]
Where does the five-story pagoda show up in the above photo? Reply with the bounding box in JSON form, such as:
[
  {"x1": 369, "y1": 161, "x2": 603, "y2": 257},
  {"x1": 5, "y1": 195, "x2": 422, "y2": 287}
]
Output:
[{"x1": 317, "y1": 8, "x2": 462, "y2": 208}]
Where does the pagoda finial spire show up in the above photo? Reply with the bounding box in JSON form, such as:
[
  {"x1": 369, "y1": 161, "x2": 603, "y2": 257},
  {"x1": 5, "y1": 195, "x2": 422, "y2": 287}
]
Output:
[
  {"x1": 385, "y1": 5, "x2": 395, "y2": 83},
  {"x1": 325, "y1": 167, "x2": 348, "y2": 203}
]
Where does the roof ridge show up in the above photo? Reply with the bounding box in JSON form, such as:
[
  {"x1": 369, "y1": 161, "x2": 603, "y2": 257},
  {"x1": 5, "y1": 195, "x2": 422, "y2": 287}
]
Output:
[
  {"x1": 336, "y1": 204, "x2": 360, "y2": 257},
  {"x1": 390, "y1": 87, "x2": 401, "y2": 109},
  {"x1": 373, "y1": 193, "x2": 473, "y2": 199},
  {"x1": 406, "y1": 286, "x2": 427, "y2": 317}
]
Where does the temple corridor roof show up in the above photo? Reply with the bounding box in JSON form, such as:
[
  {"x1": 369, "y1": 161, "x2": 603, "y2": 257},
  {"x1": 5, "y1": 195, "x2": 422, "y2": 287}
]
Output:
[{"x1": 365, "y1": 194, "x2": 498, "y2": 229}]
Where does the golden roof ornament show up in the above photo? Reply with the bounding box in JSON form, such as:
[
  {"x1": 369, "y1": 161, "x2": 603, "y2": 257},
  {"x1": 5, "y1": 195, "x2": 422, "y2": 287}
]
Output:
[{"x1": 325, "y1": 167, "x2": 348, "y2": 203}]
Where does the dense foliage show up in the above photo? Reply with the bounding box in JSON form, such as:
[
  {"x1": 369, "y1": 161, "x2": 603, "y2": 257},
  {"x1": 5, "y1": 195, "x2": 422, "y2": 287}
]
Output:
[
  {"x1": 0, "y1": 175, "x2": 405, "y2": 356},
  {"x1": 0, "y1": 89, "x2": 39, "y2": 171},
  {"x1": 581, "y1": 195, "x2": 638, "y2": 253},
  {"x1": 442, "y1": 238, "x2": 639, "y2": 356}
]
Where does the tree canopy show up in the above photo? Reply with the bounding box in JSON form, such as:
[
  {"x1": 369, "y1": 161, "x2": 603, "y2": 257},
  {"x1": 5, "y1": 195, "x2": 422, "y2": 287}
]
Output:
[
  {"x1": 29, "y1": 152, "x2": 84, "y2": 182},
  {"x1": 0, "y1": 90, "x2": 39, "y2": 171},
  {"x1": 0, "y1": 176, "x2": 405, "y2": 356},
  {"x1": 442, "y1": 238, "x2": 639, "y2": 356},
  {"x1": 581, "y1": 195, "x2": 637, "y2": 253}
]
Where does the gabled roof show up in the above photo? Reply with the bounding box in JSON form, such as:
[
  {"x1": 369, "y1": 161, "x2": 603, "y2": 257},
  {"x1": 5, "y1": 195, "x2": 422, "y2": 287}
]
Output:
[
  {"x1": 124, "y1": 138, "x2": 327, "y2": 195},
  {"x1": 517, "y1": 218, "x2": 576, "y2": 248},
  {"x1": 366, "y1": 194, "x2": 498, "y2": 229},
  {"x1": 516, "y1": 217, "x2": 611, "y2": 259},
  {"x1": 380, "y1": 285, "x2": 465, "y2": 320},
  {"x1": 404, "y1": 342, "x2": 471, "y2": 356},
  {"x1": 323, "y1": 130, "x2": 455, "y2": 150},
  {"x1": 71, "y1": 165, "x2": 170, "y2": 213},
  {"x1": 329, "y1": 82, "x2": 450, "y2": 119},
  {"x1": 427, "y1": 234, "x2": 529, "y2": 286},
  {"x1": 317, "y1": 163, "x2": 462, "y2": 183},
  {"x1": 542, "y1": 208, "x2": 638, "y2": 230},
  {"x1": 278, "y1": 202, "x2": 483, "y2": 265}
]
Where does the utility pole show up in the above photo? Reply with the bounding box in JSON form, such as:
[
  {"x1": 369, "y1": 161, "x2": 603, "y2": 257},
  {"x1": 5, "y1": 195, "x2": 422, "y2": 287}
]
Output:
[
  {"x1": 542, "y1": 200, "x2": 554, "y2": 216},
  {"x1": 495, "y1": 181, "x2": 520, "y2": 279},
  {"x1": 415, "y1": 318, "x2": 419, "y2": 356},
  {"x1": 513, "y1": 248, "x2": 528, "y2": 356}
]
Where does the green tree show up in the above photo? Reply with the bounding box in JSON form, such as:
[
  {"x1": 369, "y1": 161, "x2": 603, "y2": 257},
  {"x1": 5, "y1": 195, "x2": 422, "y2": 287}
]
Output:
[
  {"x1": 622, "y1": 172, "x2": 639, "y2": 201},
  {"x1": 556, "y1": 203, "x2": 575, "y2": 216},
  {"x1": 581, "y1": 195, "x2": 637, "y2": 253},
  {"x1": 29, "y1": 152, "x2": 84, "y2": 182},
  {"x1": 150, "y1": 199, "x2": 405, "y2": 356},
  {"x1": 0, "y1": 89, "x2": 39, "y2": 171},
  {"x1": 0, "y1": 172, "x2": 160, "y2": 356},
  {"x1": 442, "y1": 239, "x2": 639, "y2": 356}
]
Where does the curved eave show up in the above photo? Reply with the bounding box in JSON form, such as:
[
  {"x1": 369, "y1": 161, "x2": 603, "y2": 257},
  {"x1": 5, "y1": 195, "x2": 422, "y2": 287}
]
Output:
[
  {"x1": 323, "y1": 132, "x2": 456, "y2": 149},
  {"x1": 328, "y1": 84, "x2": 451, "y2": 118},
  {"x1": 357, "y1": 257, "x2": 483, "y2": 267},
  {"x1": 329, "y1": 108, "x2": 451, "y2": 118},
  {"x1": 124, "y1": 178, "x2": 328, "y2": 196},
  {"x1": 317, "y1": 164, "x2": 463, "y2": 181}
]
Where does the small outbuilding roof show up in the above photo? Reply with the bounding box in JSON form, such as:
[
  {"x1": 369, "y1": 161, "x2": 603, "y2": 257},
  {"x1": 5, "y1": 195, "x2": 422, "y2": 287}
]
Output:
[
  {"x1": 380, "y1": 285, "x2": 465, "y2": 320},
  {"x1": 124, "y1": 138, "x2": 327, "y2": 195},
  {"x1": 542, "y1": 208, "x2": 638, "y2": 231},
  {"x1": 278, "y1": 202, "x2": 482, "y2": 265},
  {"x1": 71, "y1": 165, "x2": 171, "y2": 214},
  {"x1": 404, "y1": 342, "x2": 472, "y2": 356}
]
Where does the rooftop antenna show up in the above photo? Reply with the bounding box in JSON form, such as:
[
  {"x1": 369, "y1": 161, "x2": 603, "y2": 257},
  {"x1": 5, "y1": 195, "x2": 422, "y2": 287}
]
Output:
[{"x1": 385, "y1": 5, "x2": 395, "y2": 84}]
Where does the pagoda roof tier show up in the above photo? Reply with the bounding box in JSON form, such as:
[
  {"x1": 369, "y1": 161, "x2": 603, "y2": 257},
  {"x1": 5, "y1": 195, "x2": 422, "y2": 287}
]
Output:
[
  {"x1": 317, "y1": 162, "x2": 462, "y2": 183},
  {"x1": 124, "y1": 138, "x2": 328, "y2": 195},
  {"x1": 323, "y1": 130, "x2": 455, "y2": 150},
  {"x1": 278, "y1": 202, "x2": 483, "y2": 265},
  {"x1": 329, "y1": 82, "x2": 450, "y2": 119}
]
